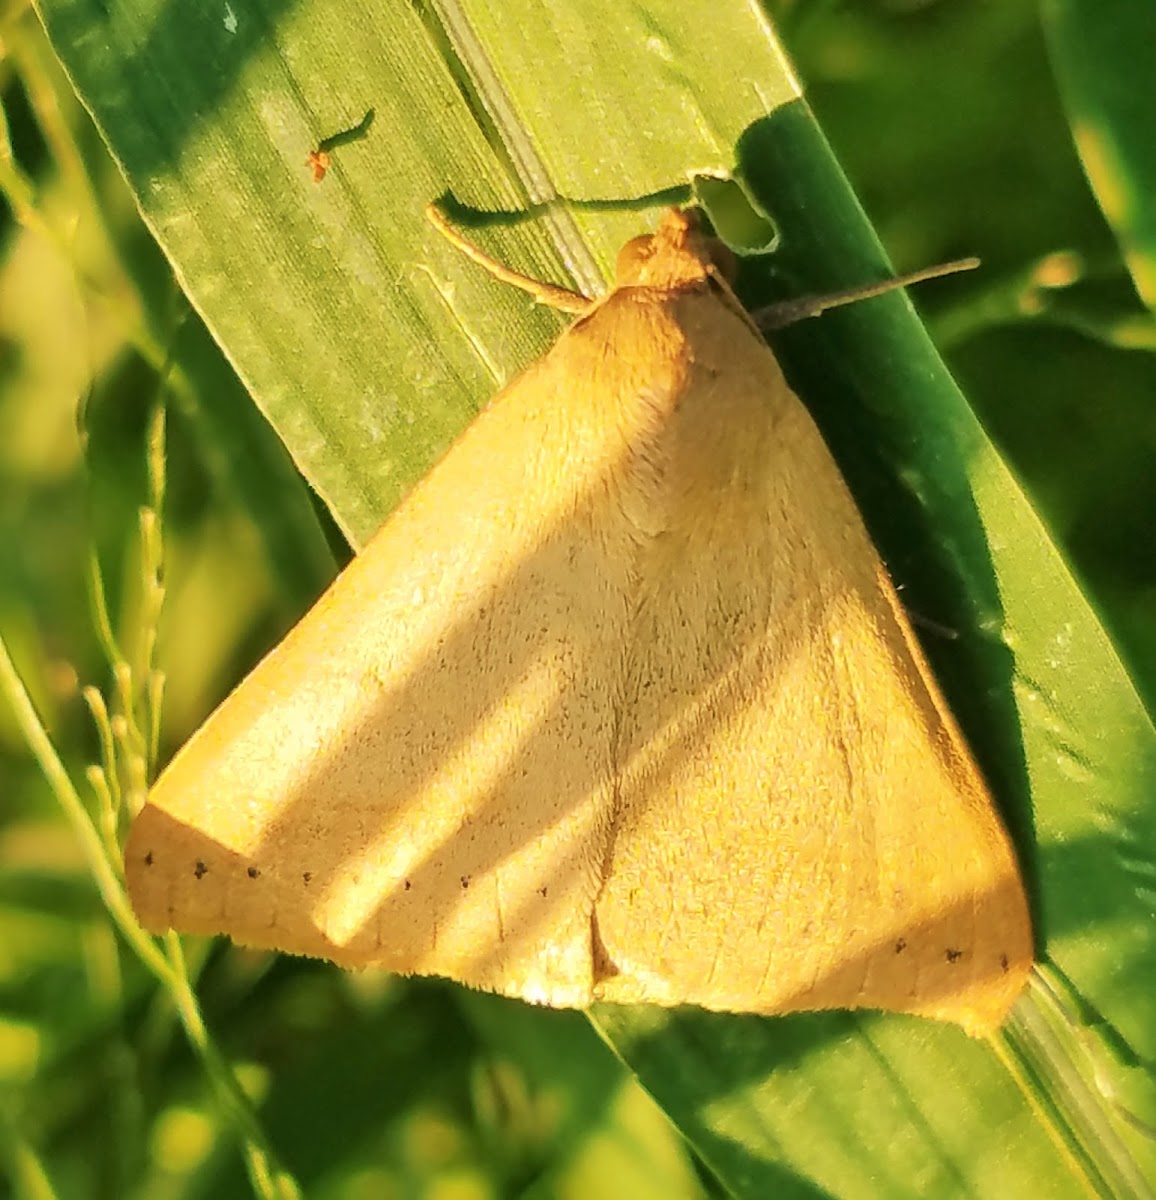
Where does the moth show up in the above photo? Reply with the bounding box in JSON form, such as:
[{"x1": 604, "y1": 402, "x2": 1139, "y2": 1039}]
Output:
[{"x1": 126, "y1": 206, "x2": 1032, "y2": 1035}]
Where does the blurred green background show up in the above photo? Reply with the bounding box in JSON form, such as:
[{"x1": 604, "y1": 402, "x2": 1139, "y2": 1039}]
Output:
[{"x1": 2, "y1": 0, "x2": 1154, "y2": 1196}]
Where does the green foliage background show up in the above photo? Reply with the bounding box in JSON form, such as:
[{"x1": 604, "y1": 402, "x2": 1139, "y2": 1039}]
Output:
[{"x1": 1, "y1": 0, "x2": 1154, "y2": 1196}]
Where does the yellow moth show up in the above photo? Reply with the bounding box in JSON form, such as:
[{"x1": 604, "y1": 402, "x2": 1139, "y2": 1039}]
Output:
[{"x1": 126, "y1": 205, "x2": 1032, "y2": 1036}]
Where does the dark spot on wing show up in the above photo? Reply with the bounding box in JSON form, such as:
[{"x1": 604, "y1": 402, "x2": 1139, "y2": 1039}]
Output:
[
  {"x1": 194, "y1": 861, "x2": 208, "y2": 880},
  {"x1": 144, "y1": 851, "x2": 154, "y2": 867},
  {"x1": 247, "y1": 866, "x2": 260, "y2": 879},
  {"x1": 945, "y1": 948, "x2": 963, "y2": 964},
  {"x1": 894, "y1": 938, "x2": 907, "y2": 954},
  {"x1": 590, "y1": 911, "x2": 621, "y2": 985},
  {"x1": 302, "y1": 871, "x2": 313, "y2": 885}
]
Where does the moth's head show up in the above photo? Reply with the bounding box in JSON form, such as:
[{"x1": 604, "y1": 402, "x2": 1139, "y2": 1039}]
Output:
[{"x1": 615, "y1": 208, "x2": 737, "y2": 291}]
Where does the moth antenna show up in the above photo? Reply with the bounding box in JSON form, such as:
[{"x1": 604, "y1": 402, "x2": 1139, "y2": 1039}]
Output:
[
  {"x1": 425, "y1": 204, "x2": 595, "y2": 315},
  {"x1": 755, "y1": 257, "x2": 980, "y2": 331}
]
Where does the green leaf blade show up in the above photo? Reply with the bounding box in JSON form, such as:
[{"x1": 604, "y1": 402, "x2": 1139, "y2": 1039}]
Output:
[{"x1": 1043, "y1": 0, "x2": 1156, "y2": 308}]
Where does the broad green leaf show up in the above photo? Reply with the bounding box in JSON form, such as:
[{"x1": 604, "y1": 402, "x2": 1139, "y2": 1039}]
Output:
[
  {"x1": 1042, "y1": 0, "x2": 1156, "y2": 308},
  {"x1": 32, "y1": 0, "x2": 1156, "y2": 1194}
]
